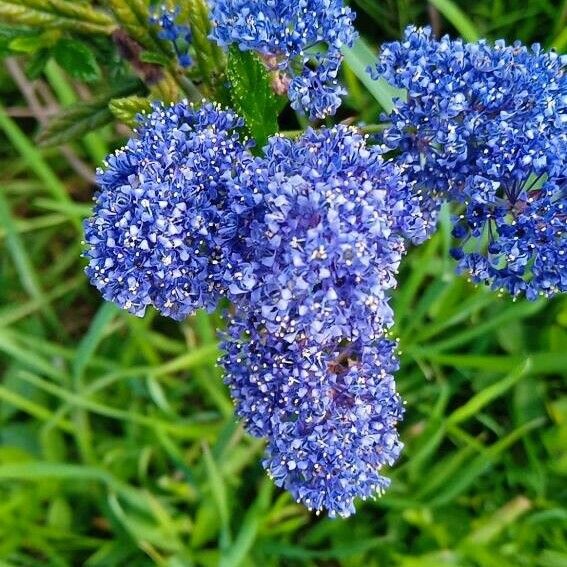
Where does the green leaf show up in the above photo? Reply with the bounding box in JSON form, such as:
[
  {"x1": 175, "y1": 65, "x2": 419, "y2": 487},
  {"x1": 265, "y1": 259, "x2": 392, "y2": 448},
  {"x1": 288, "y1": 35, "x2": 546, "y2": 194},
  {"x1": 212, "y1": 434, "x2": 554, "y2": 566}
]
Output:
[
  {"x1": 0, "y1": 23, "x2": 37, "y2": 55},
  {"x1": 343, "y1": 37, "x2": 406, "y2": 114},
  {"x1": 220, "y1": 479, "x2": 272, "y2": 567},
  {"x1": 109, "y1": 95, "x2": 152, "y2": 127},
  {"x1": 447, "y1": 361, "x2": 531, "y2": 426},
  {"x1": 53, "y1": 38, "x2": 101, "y2": 82},
  {"x1": 186, "y1": 0, "x2": 226, "y2": 89},
  {"x1": 106, "y1": 0, "x2": 163, "y2": 52},
  {"x1": 551, "y1": 25, "x2": 567, "y2": 52},
  {"x1": 0, "y1": 101, "x2": 79, "y2": 229},
  {"x1": 37, "y1": 79, "x2": 141, "y2": 147},
  {"x1": 139, "y1": 50, "x2": 170, "y2": 66},
  {"x1": 202, "y1": 442, "x2": 231, "y2": 548},
  {"x1": 227, "y1": 46, "x2": 281, "y2": 147},
  {"x1": 25, "y1": 48, "x2": 51, "y2": 79},
  {"x1": 0, "y1": 0, "x2": 115, "y2": 35},
  {"x1": 8, "y1": 30, "x2": 58, "y2": 53},
  {"x1": 72, "y1": 303, "x2": 118, "y2": 382},
  {"x1": 0, "y1": 191, "x2": 57, "y2": 328}
]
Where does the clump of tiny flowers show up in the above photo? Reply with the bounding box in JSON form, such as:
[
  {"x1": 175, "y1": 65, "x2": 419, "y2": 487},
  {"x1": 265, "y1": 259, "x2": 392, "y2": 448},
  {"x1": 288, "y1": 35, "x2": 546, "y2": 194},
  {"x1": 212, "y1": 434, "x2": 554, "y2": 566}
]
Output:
[
  {"x1": 222, "y1": 311, "x2": 404, "y2": 517},
  {"x1": 84, "y1": 100, "x2": 253, "y2": 320},
  {"x1": 208, "y1": 0, "x2": 357, "y2": 119},
  {"x1": 220, "y1": 126, "x2": 418, "y2": 516},
  {"x1": 150, "y1": 5, "x2": 193, "y2": 68},
  {"x1": 371, "y1": 26, "x2": 567, "y2": 298},
  {"x1": 223, "y1": 126, "x2": 431, "y2": 346}
]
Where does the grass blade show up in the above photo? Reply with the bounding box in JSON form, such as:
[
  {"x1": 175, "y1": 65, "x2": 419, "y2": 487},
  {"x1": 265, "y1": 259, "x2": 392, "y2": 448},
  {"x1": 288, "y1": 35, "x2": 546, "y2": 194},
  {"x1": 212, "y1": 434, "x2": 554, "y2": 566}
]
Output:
[
  {"x1": 429, "y1": 0, "x2": 481, "y2": 41},
  {"x1": 343, "y1": 37, "x2": 406, "y2": 114},
  {"x1": 0, "y1": 189, "x2": 58, "y2": 327},
  {"x1": 0, "y1": 103, "x2": 80, "y2": 232}
]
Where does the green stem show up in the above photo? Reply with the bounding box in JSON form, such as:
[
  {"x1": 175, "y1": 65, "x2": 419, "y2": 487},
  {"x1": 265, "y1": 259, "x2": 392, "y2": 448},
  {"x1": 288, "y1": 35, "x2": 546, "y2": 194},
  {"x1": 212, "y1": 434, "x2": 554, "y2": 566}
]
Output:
[{"x1": 177, "y1": 72, "x2": 203, "y2": 102}]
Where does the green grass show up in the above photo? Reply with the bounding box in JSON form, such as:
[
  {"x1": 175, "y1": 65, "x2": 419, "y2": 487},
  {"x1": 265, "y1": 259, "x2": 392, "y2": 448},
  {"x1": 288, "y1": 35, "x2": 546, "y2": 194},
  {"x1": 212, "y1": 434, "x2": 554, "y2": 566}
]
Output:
[{"x1": 1, "y1": 1, "x2": 566, "y2": 565}]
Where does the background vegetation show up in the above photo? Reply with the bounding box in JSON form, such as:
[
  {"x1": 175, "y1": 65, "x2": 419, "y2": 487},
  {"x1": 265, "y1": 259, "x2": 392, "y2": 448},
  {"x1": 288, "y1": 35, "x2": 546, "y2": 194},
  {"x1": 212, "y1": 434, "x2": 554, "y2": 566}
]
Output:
[{"x1": 0, "y1": 0, "x2": 566, "y2": 565}]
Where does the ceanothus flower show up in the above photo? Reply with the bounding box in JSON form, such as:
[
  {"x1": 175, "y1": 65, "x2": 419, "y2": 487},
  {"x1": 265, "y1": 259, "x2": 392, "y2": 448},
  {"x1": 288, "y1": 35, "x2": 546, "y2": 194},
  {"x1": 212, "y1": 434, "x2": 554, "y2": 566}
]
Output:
[
  {"x1": 150, "y1": 5, "x2": 193, "y2": 68},
  {"x1": 371, "y1": 26, "x2": 567, "y2": 298},
  {"x1": 452, "y1": 181, "x2": 566, "y2": 299},
  {"x1": 223, "y1": 126, "x2": 433, "y2": 346},
  {"x1": 222, "y1": 310, "x2": 404, "y2": 518},
  {"x1": 209, "y1": 0, "x2": 357, "y2": 118},
  {"x1": 84, "y1": 100, "x2": 253, "y2": 320}
]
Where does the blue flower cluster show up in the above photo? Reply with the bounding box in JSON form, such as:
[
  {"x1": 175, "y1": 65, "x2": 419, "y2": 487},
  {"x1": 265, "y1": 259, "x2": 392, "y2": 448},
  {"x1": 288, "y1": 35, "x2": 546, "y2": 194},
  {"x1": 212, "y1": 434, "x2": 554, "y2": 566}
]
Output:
[
  {"x1": 150, "y1": 5, "x2": 193, "y2": 68},
  {"x1": 85, "y1": 21, "x2": 567, "y2": 518},
  {"x1": 223, "y1": 314, "x2": 404, "y2": 517},
  {"x1": 223, "y1": 127, "x2": 433, "y2": 342},
  {"x1": 84, "y1": 101, "x2": 252, "y2": 320},
  {"x1": 371, "y1": 26, "x2": 567, "y2": 298},
  {"x1": 209, "y1": 0, "x2": 357, "y2": 119},
  {"x1": 220, "y1": 126, "x2": 412, "y2": 515},
  {"x1": 85, "y1": 114, "x2": 408, "y2": 517}
]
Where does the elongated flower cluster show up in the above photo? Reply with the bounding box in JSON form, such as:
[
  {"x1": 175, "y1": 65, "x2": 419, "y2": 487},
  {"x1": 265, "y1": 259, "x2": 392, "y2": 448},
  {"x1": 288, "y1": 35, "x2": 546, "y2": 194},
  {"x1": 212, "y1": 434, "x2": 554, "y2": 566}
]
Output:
[
  {"x1": 209, "y1": 0, "x2": 357, "y2": 118},
  {"x1": 221, "y1": 127, "x2": 412, "y2": 516},
  {"x1": 371, "y1": 26, "x2": 567, "y2": 298},
  {"x1": 150, "y1": 5, "x2": 193, "y2": 68},
  {"x1": 84, "y1": 101, "x2": 252, "y2": 320},
  {"x1": 85, "y1": 112, "x2": 407, "y2": 517},
  {"x1": 223, "y1": 312, "x2": 404, "y2": 517}
]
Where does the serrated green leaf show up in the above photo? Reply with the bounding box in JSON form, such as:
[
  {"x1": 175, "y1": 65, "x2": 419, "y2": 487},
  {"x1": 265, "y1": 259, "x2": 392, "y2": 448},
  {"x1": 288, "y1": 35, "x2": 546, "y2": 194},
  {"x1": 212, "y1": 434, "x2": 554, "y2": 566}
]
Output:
[
  {"x1": 53, "y1": 38, "x2": 101, "y2": 82},
  {"x1": 37, "y1": 79, "x2": 141, "y2": 147},
  {"x1": 0, "y1": 0, "x2": 115, "y2": 35},
  {"x1": 0, "y1": 22, "x2": 34, "y2": 41},
  {"x1": 227, "y1": 46, "x2": 281, "y2": 148},
  {"x1": 109, "y1": 95, "x2": 152, "y2": 127},
  {"x1": 0, "y1": 23, "x2": 37, "y2": 55}
]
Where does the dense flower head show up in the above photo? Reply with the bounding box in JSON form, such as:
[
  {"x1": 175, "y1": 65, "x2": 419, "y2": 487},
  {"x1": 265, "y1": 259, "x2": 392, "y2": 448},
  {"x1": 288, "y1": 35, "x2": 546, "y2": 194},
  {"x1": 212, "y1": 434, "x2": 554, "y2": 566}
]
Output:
[
  {"x1": 209, "y1": 0, "x2": 357, "y2": 118},
  {"x1": 222, "y1": 310, "x2": 404, "y2": 517},
  {"x1": 150, "y1": 5, "x2": 193, "y2": 68},
  {"x1": 372, "y1": 26, "x2": 567, "y2": 297},
  {"x1": 452, "y1": 181, "x2": 566, "y2": 298},
  {"x1": 84, "y1": 100, "x2": 253, "y2": 319},
  {"x1": 224, "y1": 126, "x2": 431, "y2": 345}
]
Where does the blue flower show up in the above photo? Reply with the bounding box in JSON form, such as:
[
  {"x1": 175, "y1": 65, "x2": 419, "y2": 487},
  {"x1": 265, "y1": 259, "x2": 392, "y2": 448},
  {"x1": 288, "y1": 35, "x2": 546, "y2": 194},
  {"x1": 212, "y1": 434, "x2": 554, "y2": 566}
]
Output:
[
  {"x1": 84, "y1": 100, "x2": 253, "y2": 319},
  {"x1": 222, "y1": 310, "x2": 404, "y2": 518},
  {"x1": 209, "y1": 0, "x2": 357, "y2": 118},
  {"x1": 150, "y1": 5, "x2": 194, "y2": 68},
  {"x1": 218, "y1": 125, "x2": 418, "y2": 516},
  {"x1": 223, "y1": 126, "x2": 432, "y2": 345},
  {"x1": 371, "y1": 26, "x2": 567, "y2": 298},
  {"x1": 453, "y1": 181, "x2": 566, "y2": 298}
]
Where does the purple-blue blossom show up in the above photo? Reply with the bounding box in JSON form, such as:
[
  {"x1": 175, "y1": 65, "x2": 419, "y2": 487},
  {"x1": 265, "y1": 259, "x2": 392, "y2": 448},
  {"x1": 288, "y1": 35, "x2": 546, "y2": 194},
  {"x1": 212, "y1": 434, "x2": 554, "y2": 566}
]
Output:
[
  {"x1": 451, "y1": 181, "x2": 566, "y2": 299},
  {"x1": 223, "y1": 126, "x2": 432, "y2": 345},
  {"x1": 220, "y1": 126, "x2": 413, "y2": 516},
  {"x1": 84, "y1": 100, "x2": 253, "y2": 319},
  {"x1": 150, "y1": 5, "x2": 193, "y2": 68},
  {"x1": 222, "y1": 310, "x2": 404, "y2": 518},
  {"x1": 208, "y1": 0, "x2": 357, "y2": 119},
  {"x1": 371, "y1": 26, "x2": 567, "y2": 298}
]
